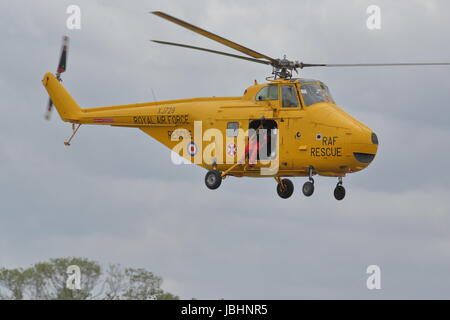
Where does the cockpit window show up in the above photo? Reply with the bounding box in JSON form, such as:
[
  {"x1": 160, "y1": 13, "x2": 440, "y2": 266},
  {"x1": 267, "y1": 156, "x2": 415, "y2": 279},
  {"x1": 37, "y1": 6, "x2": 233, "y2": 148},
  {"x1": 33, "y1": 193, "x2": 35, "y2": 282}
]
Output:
[
  {"x1": 281, "y1": 85, "x2": 299, "y2": 108},
  {"x1": 320, "y1": 83, "x2": 335, "y2": 103},
  {"x1": 300, "y1": 83, "x2": 334, "y2": 106},
  {"x1": 256, "y1": 85, "x2": 278, "y2": 101}
]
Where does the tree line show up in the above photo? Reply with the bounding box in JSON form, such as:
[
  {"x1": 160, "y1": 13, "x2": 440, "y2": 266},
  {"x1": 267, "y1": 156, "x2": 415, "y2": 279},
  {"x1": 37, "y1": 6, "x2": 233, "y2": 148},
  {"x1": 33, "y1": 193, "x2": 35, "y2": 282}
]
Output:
[{"x1": 0, "y1": 257, "x2": 179, "y2": 300}]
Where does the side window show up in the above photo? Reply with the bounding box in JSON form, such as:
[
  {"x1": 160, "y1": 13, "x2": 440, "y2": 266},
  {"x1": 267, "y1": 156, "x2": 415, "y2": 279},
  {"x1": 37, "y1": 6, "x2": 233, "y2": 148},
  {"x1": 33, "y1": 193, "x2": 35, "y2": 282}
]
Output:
[
  {"x1": 282, "y1": 85, "x2": 299, "y2": 108},
  {"x1": 255, "y1": 85, "x2": 278, "y2": 101},
  {"x1": 226, "y1": 122, "x2": 239, "y2": 137}
]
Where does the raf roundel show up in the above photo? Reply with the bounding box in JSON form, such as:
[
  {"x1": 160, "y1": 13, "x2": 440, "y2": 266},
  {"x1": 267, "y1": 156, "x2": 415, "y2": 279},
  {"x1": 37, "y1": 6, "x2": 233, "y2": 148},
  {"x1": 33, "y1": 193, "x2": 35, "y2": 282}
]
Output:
[{"x1": 187, "y1": 141, "x2": 198, "y2": 156}]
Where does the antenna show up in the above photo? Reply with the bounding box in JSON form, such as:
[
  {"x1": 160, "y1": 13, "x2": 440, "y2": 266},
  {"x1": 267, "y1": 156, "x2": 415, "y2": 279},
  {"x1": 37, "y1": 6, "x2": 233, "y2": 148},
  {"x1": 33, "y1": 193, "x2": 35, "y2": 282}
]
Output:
[{"x1": 150, "y1": 88, "x2": 158, "y2": 103}]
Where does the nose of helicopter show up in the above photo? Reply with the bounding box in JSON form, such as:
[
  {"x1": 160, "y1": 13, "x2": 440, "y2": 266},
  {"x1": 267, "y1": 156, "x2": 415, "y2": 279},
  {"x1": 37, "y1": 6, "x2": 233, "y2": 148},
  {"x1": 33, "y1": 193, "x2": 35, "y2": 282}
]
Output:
[
  {"x1": 350, "y1": 130, "x2": 378, "y2": 170},
  {"x1": 320, "y1": 104, "x2": 378, "y2": 172}
]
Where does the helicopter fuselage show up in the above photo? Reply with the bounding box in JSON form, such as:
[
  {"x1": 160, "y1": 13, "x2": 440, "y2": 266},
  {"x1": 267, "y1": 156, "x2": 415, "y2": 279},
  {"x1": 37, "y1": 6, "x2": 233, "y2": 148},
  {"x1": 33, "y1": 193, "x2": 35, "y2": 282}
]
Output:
[{"x1": 43, "y1": 73, "x2": 378, "y2": 179}]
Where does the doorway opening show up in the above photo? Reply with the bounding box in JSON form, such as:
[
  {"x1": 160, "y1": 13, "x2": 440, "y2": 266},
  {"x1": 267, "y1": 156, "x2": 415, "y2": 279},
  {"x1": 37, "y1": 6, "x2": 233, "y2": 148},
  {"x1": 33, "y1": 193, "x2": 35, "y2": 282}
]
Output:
[{"x1": 248, "y1": 119, "x2": 278, "y2": 160}]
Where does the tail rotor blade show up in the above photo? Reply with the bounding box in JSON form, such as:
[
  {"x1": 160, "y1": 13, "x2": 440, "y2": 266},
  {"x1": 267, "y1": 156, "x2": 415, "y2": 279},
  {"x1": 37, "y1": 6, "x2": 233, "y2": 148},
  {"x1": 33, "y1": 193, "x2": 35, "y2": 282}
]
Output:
[
  {"x1": 45, "y1": 98, "x2": 53, "y2": 120},
  {"x1": 57, "y1": 36, "x2": 69, "y2": 76}
]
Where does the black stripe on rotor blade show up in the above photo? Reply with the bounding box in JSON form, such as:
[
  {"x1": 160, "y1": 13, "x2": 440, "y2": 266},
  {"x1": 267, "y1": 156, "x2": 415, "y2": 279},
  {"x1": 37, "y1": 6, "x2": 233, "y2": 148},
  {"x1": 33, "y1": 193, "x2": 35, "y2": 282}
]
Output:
[
  {"x1": 57, "y1": 50, "x2": 67, "y2": 73},
  {"x1": 57, "y1": 36, "x2": 69, "y2": 73},
  {"x1": 47, "y1": 98, "x2": 53, "y2": 112}
]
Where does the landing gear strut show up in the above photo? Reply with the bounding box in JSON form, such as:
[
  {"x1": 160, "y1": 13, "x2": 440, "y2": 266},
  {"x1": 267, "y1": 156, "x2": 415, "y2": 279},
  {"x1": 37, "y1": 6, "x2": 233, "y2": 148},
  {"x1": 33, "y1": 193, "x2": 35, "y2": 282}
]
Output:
[
  {"x1": 334, "y1": 177, "x2": 346, "y2": 201},
  {"x1": 302, "y1": 167, "x2": 315, "y2": 197},
  {"x1": 275, "y1": 177, "x2": 294, "y2": 199},
  {"x1": 64, "y1": 123, "x2": 81, "y2": 146}
]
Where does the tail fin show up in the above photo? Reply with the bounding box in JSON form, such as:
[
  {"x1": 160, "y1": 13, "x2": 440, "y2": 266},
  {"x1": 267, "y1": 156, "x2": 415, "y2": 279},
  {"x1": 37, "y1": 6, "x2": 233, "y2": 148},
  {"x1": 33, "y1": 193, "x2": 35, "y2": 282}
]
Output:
[{"x1": 42, "y1": 72, "x2": 82, "y2": 121}]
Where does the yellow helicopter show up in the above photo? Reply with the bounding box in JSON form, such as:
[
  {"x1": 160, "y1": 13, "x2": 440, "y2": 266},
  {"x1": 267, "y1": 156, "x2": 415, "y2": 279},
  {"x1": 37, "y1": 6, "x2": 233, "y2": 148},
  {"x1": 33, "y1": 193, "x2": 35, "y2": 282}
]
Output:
[{"x1": 42, "y1": 11, "x2": 450, "y2": 200}]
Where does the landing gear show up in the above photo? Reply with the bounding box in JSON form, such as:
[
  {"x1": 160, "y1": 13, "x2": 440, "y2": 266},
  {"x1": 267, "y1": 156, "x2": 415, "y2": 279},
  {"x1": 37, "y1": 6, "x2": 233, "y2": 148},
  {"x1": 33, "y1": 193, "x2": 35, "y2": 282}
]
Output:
[
  {"x1": 64, "y1": 123, "x2": 81, "y2": 146},
  {"x1": 334, "y1": 177, "x2": 346, "y2": 201},
  {"x1": 276, "y1": 178, "x2": 294, "y2": 199},
  {"x1": 302, "y1": 181, "x2": 314, "y2": 197},
  {"x1": 302, "y1": 167, "x2": 315, "y2": 197},
  {"x1": 205, "y1": 170, "x2": 222, "y2": 190}
]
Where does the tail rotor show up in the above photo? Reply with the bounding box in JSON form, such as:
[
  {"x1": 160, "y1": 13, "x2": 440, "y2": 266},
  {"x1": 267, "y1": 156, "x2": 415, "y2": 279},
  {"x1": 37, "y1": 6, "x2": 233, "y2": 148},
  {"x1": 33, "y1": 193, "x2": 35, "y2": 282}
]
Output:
[{"x1": 45, "y1": 36, "x2": 69, "y2": 120}]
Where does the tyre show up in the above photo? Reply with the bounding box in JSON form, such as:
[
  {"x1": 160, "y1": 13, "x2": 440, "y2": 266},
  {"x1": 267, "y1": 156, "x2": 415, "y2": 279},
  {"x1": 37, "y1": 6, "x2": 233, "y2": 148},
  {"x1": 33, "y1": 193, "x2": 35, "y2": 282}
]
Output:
[
  {"x1": 276, "y1": 178, "x2": 294, "y2": 199},
  {"x1": 205, "y1": 170, "x2": 222, "y2": 190},
  {"x1": 302, "y1": 181, "x2": 314, "y2": 197},
  {"x1": 334, "y1": 185, "x2": 346, "y2": 200}
]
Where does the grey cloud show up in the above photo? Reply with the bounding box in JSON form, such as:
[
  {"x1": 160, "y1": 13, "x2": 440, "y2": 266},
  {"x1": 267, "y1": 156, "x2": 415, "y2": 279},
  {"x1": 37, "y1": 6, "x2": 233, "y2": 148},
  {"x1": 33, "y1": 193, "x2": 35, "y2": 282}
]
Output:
[{"x1": 1, "y1": 0, "x2": 450, "y2": 299}]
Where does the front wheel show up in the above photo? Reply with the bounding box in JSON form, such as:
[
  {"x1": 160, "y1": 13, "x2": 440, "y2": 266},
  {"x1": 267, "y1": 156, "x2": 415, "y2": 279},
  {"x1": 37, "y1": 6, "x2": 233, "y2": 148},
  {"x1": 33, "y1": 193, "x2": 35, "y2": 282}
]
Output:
[
  {"x1": 276, "y1": 178, "x2": 294, "y2": 199},
  {"x1": 334, "y1": 185, "x2": 346, "y2": 200},
  {"x1": 205, "y1": 170, "x2": 222, "y2": 190}
]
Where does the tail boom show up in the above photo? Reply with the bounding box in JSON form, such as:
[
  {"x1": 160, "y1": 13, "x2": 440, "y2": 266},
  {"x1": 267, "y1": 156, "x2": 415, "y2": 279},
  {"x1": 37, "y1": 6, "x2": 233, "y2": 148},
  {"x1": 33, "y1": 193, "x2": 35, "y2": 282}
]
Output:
[{"x1": 42, "y1": 72, "x2": 81, "y2": 121}]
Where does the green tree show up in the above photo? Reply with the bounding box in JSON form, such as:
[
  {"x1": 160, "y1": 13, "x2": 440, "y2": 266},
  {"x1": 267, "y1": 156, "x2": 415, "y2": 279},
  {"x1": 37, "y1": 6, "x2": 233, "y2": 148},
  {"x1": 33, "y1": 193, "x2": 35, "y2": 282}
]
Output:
[{"x1": 0, "y1": 257, "x2": 178, "y2": 300}]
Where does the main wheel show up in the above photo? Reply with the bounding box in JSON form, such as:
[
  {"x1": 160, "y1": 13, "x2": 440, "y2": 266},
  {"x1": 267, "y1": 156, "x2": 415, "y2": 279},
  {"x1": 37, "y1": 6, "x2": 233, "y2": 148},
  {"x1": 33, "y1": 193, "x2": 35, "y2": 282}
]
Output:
[
  {"x1": 276, "y1": 178, "x2": 294, "y2": 199},
  {"x1": 205, "y1": 170, "x2": 222, "y2": 190},
  {"x1": 302, "y1": 181, "x2": 314, "y2": 197},
  {"x1": 334, "y1": 185, "x2": 346, "y2": 200}
]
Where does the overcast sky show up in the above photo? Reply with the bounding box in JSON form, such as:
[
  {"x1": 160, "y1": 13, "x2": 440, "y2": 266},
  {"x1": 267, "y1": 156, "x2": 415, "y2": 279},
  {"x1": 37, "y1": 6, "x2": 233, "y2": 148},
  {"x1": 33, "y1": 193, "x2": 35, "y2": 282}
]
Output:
[{"x1": 1, "y1": 0, "x2": 450, "y2": 299}]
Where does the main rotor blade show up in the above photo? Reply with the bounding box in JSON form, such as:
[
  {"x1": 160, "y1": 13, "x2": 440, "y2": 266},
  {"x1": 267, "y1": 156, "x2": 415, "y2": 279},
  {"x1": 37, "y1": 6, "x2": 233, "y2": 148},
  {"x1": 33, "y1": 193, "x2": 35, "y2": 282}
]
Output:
[
  {"x1": 302, "y1": 62, "x2": 450, "y2": 68},
  {"x1": 151, "y1": 40, "x2": 271, "y2": 65},
  {"x1": 151, "y1": 11, "x2": 276, "y2": 63}
]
